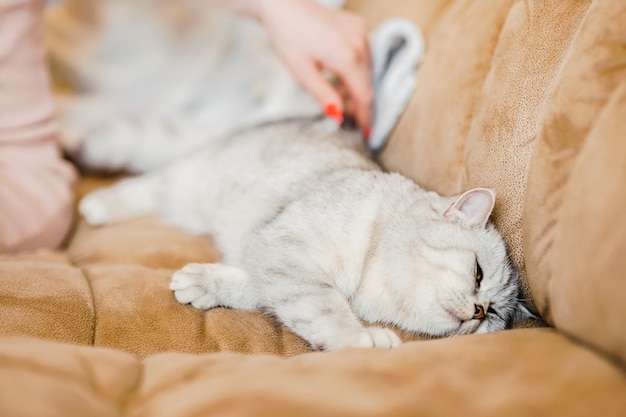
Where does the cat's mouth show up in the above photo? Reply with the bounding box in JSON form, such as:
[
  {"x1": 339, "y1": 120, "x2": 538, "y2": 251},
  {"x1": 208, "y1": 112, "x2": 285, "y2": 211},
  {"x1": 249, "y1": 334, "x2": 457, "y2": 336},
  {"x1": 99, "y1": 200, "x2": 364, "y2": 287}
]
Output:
[
  {"x1": 458, "y1": 318, "x2": 482, "y2": 335},
  {"x1": 442, "y1": 308, "x2": 483, "y2": 336}
]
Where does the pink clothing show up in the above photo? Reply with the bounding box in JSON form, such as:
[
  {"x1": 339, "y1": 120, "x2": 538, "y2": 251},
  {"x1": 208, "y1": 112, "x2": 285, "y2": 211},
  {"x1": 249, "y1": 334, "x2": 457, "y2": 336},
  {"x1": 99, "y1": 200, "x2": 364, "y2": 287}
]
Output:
[{"x1": 0, "y1": 0, "x2": 76, "y2": 252}]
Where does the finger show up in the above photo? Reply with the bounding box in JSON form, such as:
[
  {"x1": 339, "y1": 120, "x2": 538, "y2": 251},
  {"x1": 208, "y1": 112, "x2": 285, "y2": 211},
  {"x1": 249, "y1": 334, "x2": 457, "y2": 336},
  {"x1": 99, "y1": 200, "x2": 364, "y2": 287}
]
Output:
[
  {"x1": 289, "y1": 57, "x2": 345, "y2": 123},
  {"x1": 331, "y1": 46, "x2": 373, "y2": 132},
  {"x1": 348, "y1": 41, "x2": 374, "y2": 128}
]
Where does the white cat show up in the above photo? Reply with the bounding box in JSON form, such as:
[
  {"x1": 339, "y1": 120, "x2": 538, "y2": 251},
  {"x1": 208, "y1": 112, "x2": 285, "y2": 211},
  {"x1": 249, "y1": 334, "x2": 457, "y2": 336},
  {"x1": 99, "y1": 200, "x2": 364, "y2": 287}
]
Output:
[
  {"x1": 80, "y1": 119, "x2": 528, "y2": 350},
  {"x1": 46, "y1": 0, "x2": 423, "y2": 169},
  {"x1": 46, "y1": 0, "x2": 340, "y2": 172}
]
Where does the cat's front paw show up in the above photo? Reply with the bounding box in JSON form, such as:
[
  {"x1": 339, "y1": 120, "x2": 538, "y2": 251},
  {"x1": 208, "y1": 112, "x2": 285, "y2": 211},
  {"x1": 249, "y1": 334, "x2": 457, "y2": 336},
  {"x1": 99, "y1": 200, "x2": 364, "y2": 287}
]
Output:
[
  {"x1": 79, "y1": 191, "x2": 114, "y2": 226},
  {"x1": 170, "y1": 263, "x2": 219, "y2": 310},
  {"x1": 328, "y1": 327, "x2": 402, "y2": 350}
]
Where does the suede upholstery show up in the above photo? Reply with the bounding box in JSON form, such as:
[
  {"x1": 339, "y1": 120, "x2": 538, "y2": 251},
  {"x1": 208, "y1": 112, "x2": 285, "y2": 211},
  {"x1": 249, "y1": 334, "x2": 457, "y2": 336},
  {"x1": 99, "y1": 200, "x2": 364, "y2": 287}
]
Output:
[{"x1": 1, "y1": 0, "x2": 626, "y2": 415}]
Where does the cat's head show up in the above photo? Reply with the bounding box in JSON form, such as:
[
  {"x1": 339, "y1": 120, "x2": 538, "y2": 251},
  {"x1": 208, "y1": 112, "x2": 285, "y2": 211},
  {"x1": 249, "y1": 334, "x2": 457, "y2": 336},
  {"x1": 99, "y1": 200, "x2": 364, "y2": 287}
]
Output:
[{"x1": 358, "y1": 187, "x2": 533, "y2": 338}]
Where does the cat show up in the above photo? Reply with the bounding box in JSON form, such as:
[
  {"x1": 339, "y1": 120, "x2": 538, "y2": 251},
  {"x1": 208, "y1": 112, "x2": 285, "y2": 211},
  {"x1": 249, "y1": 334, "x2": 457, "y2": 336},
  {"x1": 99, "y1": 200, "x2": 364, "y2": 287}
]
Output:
[
  {"x1": 79, "y1": 118, "x2": 529, "y2": 350},
  {"x1": 46, "y1": 0, "x2": 423, "y2": 170},
  {"x1": 46, "y1": 0, "x2": 341, "y2": 173}
]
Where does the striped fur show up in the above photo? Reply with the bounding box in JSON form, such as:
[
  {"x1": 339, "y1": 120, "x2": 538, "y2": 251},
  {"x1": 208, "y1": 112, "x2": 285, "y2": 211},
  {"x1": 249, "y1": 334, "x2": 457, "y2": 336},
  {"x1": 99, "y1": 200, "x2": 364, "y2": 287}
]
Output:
[{"x1": 80, "y1": 120, "x2": 527, "y2": 350}]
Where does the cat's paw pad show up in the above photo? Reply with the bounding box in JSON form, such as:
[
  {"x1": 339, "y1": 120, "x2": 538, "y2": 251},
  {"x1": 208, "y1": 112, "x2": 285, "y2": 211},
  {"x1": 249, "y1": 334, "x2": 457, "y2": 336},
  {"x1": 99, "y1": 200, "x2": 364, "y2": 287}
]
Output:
[
  {"x1": 79, "y1": 192, "x2": 113, "y2": 226},
  {"x1": 331, "y1": 327, "x2": 402, "y2": 350},
  {"x1": 170, "y1": 263, "x2": 219, "y2": 310}
]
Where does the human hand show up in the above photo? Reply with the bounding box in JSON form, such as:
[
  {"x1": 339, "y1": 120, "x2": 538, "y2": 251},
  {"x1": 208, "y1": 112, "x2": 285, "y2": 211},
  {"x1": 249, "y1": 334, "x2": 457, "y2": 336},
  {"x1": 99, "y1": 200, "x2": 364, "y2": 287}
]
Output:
[{"x1": 256, "y1": 0, "x2": 373, "y2": 135}]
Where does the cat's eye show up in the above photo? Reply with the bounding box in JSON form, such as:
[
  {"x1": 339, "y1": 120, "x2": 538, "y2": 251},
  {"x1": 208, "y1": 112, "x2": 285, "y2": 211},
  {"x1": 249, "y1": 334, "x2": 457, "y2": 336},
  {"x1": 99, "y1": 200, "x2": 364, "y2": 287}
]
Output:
[{"x1": 475, "y1": 261, "x2": 483, "y2": 287}]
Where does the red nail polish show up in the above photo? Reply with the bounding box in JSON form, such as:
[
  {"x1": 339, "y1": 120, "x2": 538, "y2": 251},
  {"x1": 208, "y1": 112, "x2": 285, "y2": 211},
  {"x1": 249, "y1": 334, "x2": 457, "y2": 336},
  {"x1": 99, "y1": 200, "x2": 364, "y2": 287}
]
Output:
[
  {"x1": 363, "y1": 125, "x2": 371, "y2": 141},
  {"x1": 324, "y1": 103, "x2": 344, "y2": 124}
]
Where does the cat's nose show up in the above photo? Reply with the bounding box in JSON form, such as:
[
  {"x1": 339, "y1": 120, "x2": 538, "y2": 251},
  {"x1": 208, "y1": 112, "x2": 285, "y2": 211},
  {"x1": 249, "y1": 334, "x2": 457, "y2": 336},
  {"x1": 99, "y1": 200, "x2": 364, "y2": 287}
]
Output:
[{"x1": 473, "y1": 304, "x2": 486, "y2": 320}]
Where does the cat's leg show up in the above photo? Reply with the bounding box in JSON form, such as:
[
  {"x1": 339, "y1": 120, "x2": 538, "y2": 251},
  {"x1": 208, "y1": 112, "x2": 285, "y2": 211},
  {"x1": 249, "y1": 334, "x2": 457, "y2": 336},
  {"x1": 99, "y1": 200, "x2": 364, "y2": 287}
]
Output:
[
  {"x1": 262, "y1": 279, "x2": 401, "y2": 351},
  {"x1": 168, "y1": 262, "x2": 398, "y2": 351},
  {"x1": 79, "y1": 173, "x2": 162, "y2": 226},
  {"x1": 243, "y1": 221, "x2": 402, "y2": 350},
  {"x1": 169, "y1": 263, "x2": 260, "y2": 311},
  {"x1": 75, "y1": 117, "x2": 214, "y2": 173}
]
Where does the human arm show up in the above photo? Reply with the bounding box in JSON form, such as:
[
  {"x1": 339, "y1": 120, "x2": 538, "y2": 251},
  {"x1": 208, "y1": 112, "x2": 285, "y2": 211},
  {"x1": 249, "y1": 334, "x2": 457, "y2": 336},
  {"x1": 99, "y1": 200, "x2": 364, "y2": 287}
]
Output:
[{"x1": 0, "y1": 0, "x2": 76, "y2": 252}]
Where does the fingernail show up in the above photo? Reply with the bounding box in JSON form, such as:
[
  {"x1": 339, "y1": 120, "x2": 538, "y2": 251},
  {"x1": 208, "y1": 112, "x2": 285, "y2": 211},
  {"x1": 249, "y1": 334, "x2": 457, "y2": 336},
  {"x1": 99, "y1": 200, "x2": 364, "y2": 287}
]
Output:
[
  {"x1": 324, "y1": 103, "x2": 344, "y2": 124},
  {"x1": 362, "y1": 125, "x2": 371, "y2": 141}
]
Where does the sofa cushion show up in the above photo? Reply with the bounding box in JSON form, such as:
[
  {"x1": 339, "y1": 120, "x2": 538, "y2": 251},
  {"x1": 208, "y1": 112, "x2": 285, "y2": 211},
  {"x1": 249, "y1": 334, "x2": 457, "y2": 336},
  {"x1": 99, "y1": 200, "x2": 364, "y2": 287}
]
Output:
[
  {"x1": 0, "y1": 246, "x2": 311, "y2": 358},
  {"x1": 546, "y1": 83, "x2": 626, "y2": 366},
  {"x1": 1, "y1": 329, "x2": 625, "y2": 417},
  {"x1": 522, "y1": 0, "x2": 626, "y2": 366},
  {"x1": 0, "y1": 252, "x2": 94, "y2": 345}
]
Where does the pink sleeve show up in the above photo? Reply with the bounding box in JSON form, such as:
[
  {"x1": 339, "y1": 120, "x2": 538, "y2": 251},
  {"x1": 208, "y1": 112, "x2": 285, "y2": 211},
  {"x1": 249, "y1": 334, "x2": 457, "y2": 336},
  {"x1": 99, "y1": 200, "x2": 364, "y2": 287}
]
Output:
[{"x1": 0, "y1": 0, "x2": 76, "y2": 253}]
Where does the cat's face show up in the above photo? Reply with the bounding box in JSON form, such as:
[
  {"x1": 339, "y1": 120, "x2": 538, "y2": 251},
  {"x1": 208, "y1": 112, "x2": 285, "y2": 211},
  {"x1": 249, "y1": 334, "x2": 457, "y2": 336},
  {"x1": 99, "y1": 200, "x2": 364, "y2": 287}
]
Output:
[
  {"x1": 406, "y1": 220, "x2": 520, "y2": 337},
  {"x1": 357, "y1": 188, "x2": 527, "y2": 337}
]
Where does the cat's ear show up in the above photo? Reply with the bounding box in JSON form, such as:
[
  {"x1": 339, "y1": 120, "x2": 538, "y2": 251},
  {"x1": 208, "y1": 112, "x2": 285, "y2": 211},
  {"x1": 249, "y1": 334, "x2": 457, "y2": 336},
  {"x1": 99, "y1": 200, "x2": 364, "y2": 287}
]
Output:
[{"x1": 443, "y1": 188, "x2": 496, "y2": 228}]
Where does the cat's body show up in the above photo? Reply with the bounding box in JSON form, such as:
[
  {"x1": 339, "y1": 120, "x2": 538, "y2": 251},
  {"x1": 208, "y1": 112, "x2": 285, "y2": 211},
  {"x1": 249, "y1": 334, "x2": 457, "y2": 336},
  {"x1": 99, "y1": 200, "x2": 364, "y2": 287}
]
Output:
[
  {"x1": 46, "y1": 0, "x2": 335, "y2": 172},
  {"x1": 46, "y1": 0, "x2": 424, "y2": 169},
  {"x1": 81, "y1": 119, "x2": 525, "y2": 350}
]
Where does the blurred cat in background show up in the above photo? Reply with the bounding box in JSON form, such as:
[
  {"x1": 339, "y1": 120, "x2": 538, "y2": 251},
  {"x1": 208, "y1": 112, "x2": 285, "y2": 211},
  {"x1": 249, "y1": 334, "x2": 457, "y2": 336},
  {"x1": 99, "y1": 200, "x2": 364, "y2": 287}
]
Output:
[
  {"x1": 45, "y1": 0, "x2": 422, "y2": 168},
  {"x1": 46, "y1": 0, "x2": 342, "y2": 172}
]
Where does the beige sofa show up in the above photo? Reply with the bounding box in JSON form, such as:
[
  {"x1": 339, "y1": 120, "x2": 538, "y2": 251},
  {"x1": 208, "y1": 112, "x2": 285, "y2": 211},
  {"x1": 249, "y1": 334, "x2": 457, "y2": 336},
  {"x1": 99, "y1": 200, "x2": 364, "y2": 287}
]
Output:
[{"x1": 1, "y1": 0, "x2": 626, "y2": 415}]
